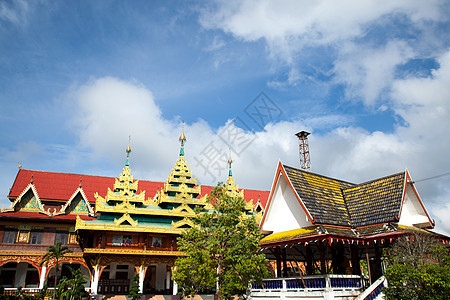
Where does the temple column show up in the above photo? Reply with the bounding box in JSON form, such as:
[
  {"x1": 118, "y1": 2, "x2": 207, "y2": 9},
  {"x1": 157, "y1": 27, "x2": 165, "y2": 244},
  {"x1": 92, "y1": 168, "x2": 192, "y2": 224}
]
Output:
[
  {"x1": 350, "y1": 243, "x2": 361, "y2": 275},
  {"x1": 138, "y1": 266, "x2": 145, "y2": 294},
  {"x1": 91, "y1": 265, "x2": 100, "y2": 294},
  {"x1": 166, "y1": 269, "x2": 171, "y2": 290},
  {"x1": 275, "y1": 246, "x2": 282, "y2": 278},
  {"x1": 318, "y1": 241, "x2": 327, "y2": 274},
  {"x1": 172, "y1": 267, "x2": 178, "y2": 295},
  {"x1": 39, "y1": 265, "x2": 47, "y2": 289},
  {"x1": 282, "y1": 248, "x2": 288, "y2": 277},
  {"x1": 372, "y1": 241, "x2": 382, "y2": 280},
  {"x1": 305, "y1": 244, "x2": 314, "y2": 275}
]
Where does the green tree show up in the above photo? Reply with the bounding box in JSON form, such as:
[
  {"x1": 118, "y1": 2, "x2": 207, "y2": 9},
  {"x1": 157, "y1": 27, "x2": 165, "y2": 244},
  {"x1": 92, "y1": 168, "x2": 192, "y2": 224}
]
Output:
[
  {"x1": 173, "y1": 184, "x2": 269, "y2": 300},
  {"x1": 39, "y1": 242, "x2": 72, "y2": 300},
  {"x1": 128, "y1": 274, "x2": 143, "y2": 300},
  {"x1": 384, "y1": 233, "x2": 450, "y2": 300},
  {"x1": 58, "y1": 266, "x2": 88, "y2": 300}
]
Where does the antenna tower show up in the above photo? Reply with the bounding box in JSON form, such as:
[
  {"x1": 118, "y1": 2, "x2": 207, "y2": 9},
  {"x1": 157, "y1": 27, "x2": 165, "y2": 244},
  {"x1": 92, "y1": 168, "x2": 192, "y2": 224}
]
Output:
[{"x1": 295, "y1": 131, "x2": 311, "y2": 171}]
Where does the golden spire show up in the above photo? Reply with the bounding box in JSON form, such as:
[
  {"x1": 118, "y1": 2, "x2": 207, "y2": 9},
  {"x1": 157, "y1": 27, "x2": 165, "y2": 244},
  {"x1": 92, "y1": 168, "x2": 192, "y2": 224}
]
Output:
[
  {"x1": 126, "y1": 135, "x2": 132, "y2": 167},
  {"x1": 179, "y1": 122, "x2": 187, "y2": 156},
  {"x1": 228, "y1": 151, "x2": 233, "y2": 177}
]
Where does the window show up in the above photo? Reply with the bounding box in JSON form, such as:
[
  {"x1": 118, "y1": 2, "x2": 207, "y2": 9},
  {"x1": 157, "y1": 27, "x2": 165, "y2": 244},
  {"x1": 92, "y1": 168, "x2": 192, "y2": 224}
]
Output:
[
  {"x1": 55, "y1": 232, "x2": 68, "y2": 245},
  {"x1": 112, "y1": 235, "x2": 133, "y2": 246},
  {"x1": 2, "y1": 230, "x2": 17, "y2": 244},
  {"x1": 29, "y1": 231, "x2": 42, "y2": 244}
]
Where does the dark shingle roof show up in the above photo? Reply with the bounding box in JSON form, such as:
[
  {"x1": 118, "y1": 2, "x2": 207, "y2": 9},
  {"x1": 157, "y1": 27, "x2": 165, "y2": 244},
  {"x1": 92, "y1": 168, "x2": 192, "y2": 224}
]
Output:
[
  {"x1": 283, "y1": 165, "x2": 405, "y2": 227},
  {"x1": 344, "y1": 172, "x2": 405, "y2": 227},
  {"x1": 283, "y1": 165, "x2": 355, "y2": 227}
]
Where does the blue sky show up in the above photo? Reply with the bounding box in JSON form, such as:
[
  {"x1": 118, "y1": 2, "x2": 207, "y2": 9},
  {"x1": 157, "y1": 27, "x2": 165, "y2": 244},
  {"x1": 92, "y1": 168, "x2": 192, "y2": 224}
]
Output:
[{"x1": 1, "y1": 0, "x2": 450, "y2": 234}]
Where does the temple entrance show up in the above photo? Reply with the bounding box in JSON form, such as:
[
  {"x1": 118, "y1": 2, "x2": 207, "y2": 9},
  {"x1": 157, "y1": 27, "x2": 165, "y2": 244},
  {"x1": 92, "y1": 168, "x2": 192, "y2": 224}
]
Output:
[
  {"x1": 0, "y1": 262, "x2": 39, "y2": 288},
  {"x1": 46, "y1": 263, "x2": 90, "y2": 289},
  {"x1": 143, "y1": 266, "x2": 156, "y2": 294},
  {"x1": 98, "y1": 263, "x2": 136, "y2": 295}
]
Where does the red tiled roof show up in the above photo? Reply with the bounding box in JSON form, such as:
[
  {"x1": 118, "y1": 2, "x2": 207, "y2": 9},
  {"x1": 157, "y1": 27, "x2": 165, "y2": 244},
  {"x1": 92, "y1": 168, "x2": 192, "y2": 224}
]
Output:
[
  {"x1": 200, "y1": 185, "x2": 269, "y2": 207},
  {"x1": 8, "y1": 169, "x2": 269, "y2": 207}
]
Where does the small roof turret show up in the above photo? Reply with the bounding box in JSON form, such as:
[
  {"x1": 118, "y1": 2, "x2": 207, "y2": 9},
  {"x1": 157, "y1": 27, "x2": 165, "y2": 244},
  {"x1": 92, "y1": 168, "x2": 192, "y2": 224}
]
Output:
[
  {"x1": 179, "y1": 122, "x2": 187, "y2": 157},
  {"x1": 125, "y1": 136, "x2": 132, "y2": 167}
]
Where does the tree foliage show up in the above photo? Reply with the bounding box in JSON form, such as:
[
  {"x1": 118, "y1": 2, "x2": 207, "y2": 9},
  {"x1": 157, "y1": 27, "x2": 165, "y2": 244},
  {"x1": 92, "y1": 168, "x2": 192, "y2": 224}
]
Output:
[
  {"x1": 384, "y1": 233, "x2": 450, "y2": 300},
  {"x1": 173, "y1": 184, "x2": 269, "y2": 300},
  {"x1": 57, "y1": 266, "x2": 88, "y2": 300},
  {"x1": 128, "y1": 274, "x2": 143, "y2": 300},
  {"x1": 39, "y1": 242, "x2": 72, "y2": 300}
]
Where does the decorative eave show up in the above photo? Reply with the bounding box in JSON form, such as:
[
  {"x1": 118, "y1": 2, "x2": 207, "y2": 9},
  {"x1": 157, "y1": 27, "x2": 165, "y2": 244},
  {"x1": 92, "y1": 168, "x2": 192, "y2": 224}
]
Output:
[
  {"x1": 114, "y1": 213, "x2": 138, "y2": 226},
  {"x1": 2, "y1": 181, "x2": 49, "y2": 215},
  {"x1": 172, "y1": 217, "x2": 195, "y2": 229},
  {"x1": 75, "y1": 215, "x2": 185, "y2": 234},
  {"x1": 83, "y1": 248, "x2": 184, "y2": 256},
  {"x1": 55, "y1": 186, "x2": 95, "y2": 216},
  {"x1": 157, "y1": 190, "x2": 207, "y2": 206},
  {"x1": 88, "y1": 201, "x2": 196, "y2": 218}
]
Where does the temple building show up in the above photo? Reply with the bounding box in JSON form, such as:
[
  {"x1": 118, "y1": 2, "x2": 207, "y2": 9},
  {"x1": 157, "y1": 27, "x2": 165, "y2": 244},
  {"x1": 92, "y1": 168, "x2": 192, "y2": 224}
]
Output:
[
  {"x1": 0, "y1": 129, "x2": 267, "y2": 295},
  {"x1": 250, "y1": 162, "x2": 450, "y2": 300}
]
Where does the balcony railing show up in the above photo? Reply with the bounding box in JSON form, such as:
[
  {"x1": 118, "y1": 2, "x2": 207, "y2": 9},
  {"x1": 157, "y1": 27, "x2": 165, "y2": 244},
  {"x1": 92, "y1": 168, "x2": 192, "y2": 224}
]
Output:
[{"x1": 250, "y1": 274, "x2": 364, "y2": 300}]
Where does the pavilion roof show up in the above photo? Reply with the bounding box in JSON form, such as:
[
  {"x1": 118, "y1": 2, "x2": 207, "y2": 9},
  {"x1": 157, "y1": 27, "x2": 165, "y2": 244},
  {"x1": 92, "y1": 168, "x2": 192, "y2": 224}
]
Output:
[
  {"x1": 283, "y1": 165, "x2": 407, "y2": 227},
  {"x1": 260, "y1": 223, "x2": 450, "y2": 247}
]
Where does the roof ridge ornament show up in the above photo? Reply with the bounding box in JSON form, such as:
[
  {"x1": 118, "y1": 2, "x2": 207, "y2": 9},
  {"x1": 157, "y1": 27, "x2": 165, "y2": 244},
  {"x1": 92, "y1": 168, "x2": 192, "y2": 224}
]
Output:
[
  {"x1": 126, "y1": 135, "x2": 132, "y2": 167},
  {"x1": 228, "y1": 150, "x2": 233, "y2": 177},
  {"x1": 179, "y1": 121, "x2": 187, "y2": 157}
]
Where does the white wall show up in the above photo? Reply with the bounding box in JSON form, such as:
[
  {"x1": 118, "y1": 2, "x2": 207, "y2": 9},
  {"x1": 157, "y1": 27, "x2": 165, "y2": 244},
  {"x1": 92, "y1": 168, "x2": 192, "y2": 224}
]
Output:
[
  {"x1": 399, "y1": 184, "x2": 431, "y2": 228},
  {"x1": 262, "y1": 173, "x2": 312, "y2": 233}
]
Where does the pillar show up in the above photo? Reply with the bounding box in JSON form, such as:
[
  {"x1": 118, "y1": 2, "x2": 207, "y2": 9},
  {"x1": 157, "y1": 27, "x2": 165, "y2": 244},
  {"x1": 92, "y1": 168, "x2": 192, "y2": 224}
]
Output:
[
  {"x1": 138, "y1": 266, "x2": 145, "y2": 294},
  {"x1": 350, "y1": 244, "x2": 361, "y2": 275},
  {"x1": 166, "y1": 269, "x2": 171, "y2": 290},
  {"x1": 172, "y1": 267, "x2": 178, "y2": 296},
  {"x1": 91, "y1": 265, "x2": 100, "y2": 294},
  {"x1": 39, "y1": 265, "x2": 47, "y2": 289},
  {"x1": 305, "y1": 244, "x2": 314, "y2": 275},
  {"x1": 282, "y1": 248, "x2": 288, "y2": 277},
  {"x1": 372, "y1": 241, "x2": 382, "y2": 281},
  {"x1": 275, "y1": 246, "x2": 282, "y2": 278},
  {"x1": 319, "y1": 241, "x2": 327, "y2": 274}
]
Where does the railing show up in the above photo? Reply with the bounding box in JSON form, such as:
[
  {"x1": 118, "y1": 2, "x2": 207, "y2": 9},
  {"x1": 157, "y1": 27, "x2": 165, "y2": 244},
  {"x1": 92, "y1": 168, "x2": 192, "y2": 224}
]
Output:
[
  {"x1": 250, "y1": 274, "x2": 363, "y2": 300},
  {"x1": 4, "y1": 287, "x2": 91, "y2": 295},
  {"x1": 355, "y1": 276, "x2": 386, "y2": 300},
  {"x1": 3, "y1": 288, "x2": 42, "y2": 295},
  {"x1": 252, "y1": 274, "x2": 362, "y2": 291}
]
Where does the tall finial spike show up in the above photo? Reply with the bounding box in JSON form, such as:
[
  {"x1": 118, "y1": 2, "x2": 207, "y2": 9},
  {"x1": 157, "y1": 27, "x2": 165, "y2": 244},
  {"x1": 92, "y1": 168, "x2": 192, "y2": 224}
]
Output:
[
  {"x1": 179, "y1": 121, "x2": 187, "y2": 156},
  {"x1": 228, "y1": 150, "x2": 233, "y2": 177},
  {"x1": 126, "y1": 135, "x2": 132, "y2": 167}
]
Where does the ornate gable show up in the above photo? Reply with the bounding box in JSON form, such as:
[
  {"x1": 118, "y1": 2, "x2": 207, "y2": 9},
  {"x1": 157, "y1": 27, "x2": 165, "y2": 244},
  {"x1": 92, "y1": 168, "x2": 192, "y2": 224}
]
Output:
[
  {"x1": 56, "y1": 186, "x2": 94, "y2": 216},
  {"x1": 3, "y1": 180, "x2": 48, "y2": 215}
]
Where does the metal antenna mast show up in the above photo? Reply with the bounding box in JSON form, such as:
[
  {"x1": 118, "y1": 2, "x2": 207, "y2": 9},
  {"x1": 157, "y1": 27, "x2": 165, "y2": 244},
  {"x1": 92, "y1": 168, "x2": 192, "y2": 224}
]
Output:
[{"x1": 295, "y1": 131, "x2": 311, "y2": 171}]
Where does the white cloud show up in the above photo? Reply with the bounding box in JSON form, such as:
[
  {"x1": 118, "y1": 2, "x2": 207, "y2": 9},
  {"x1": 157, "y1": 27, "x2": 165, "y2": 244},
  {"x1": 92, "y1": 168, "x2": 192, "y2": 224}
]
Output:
[
  {"x1": 333, "y1": 41, "x2": 415, "y2": 105},
  {"x1": 200, "y1": 1, "x2": 444, "y2": 59},
  {"x1": 200, "y1": 0, "x2": 448, "y2": 106}
]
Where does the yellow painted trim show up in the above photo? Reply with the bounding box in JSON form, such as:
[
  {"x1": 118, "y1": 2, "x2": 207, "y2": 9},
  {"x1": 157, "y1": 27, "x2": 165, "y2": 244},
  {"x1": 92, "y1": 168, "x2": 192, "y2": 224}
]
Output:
[{"x1": 83, "y1": 248, "x2": 184, "y2": 256}]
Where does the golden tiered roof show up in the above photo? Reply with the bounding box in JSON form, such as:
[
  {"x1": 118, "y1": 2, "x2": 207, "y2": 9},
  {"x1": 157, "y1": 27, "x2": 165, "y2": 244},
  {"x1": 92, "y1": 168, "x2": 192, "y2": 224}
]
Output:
[
  {"x1": 76, "y1": 129, "x2": 210, "y2": 234},
  {"x1": 226, "y1": 153, "x2": 263, "y2": 223}
]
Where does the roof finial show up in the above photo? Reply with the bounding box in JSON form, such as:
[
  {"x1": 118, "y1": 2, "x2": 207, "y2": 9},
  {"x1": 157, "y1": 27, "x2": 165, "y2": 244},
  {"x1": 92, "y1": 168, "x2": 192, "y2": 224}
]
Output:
[
  {"x1": 30, "y1": 175, "x2": 34, "y2": 185},
  {"x1": 126, "y1": 135, "x2": 132, "y2": 167},
  {"x1": 18, "y1": 162, "x2": 22, "y2": 169},
  {"x1": 179, "y1": 121, "x2": 187, "y2": 157},
  {"x1": 228, "y1": 150, "x2": 233, "y2": 177}
]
